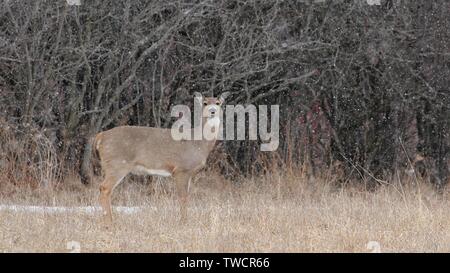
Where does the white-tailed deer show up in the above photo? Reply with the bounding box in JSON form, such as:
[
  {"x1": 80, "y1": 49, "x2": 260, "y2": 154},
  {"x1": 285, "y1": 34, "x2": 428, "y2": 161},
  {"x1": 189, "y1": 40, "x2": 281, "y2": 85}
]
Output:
[{"x1": 93, "y1": 92, "x2": 228, "y2": 224}]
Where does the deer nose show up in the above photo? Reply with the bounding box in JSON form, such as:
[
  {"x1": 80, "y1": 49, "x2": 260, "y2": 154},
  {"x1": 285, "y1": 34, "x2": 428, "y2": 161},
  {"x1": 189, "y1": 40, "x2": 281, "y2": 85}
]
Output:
[{"x1": 209, "y1": 108, "x2": 216, "y2": 115}]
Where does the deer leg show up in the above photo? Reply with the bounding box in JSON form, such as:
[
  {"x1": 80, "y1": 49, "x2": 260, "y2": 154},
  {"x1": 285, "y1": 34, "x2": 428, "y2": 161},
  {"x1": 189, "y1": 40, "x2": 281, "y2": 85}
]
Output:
[
  {"x1": 173, "y1": 171, "x2": 192, "y2": 222},
  {"x1": 99, "y1": 172, "x2": 126, "y2": 224}
]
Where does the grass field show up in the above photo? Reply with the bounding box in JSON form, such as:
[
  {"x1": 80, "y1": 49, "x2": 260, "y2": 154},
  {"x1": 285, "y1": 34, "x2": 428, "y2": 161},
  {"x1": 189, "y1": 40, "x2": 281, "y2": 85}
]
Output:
[{"x1": 1, "y1": 172, "x2": 450, "y2": 253}]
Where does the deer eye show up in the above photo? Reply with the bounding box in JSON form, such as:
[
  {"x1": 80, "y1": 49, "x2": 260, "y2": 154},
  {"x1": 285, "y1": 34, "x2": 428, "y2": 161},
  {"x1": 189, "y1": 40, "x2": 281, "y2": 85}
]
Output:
[
  {"x1": 215, "y1": 101, "x2": 220, "y2": 105},
  {"x1": 203, "y1": 102, "x2": 208, "y2": 106}
]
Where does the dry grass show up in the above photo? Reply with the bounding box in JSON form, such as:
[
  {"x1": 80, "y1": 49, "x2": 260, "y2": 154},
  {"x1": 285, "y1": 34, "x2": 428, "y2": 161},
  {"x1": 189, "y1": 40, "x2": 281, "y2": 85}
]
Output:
[{"x1": 1, "y1": 172, "x2": 450, "y2": 253}]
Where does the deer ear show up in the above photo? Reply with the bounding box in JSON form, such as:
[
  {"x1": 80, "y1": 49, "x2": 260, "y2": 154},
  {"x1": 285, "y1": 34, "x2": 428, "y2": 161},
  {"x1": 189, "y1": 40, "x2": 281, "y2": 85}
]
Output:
[{"x1": 219, "y1": 92, "x2": 230, "y2": 104}]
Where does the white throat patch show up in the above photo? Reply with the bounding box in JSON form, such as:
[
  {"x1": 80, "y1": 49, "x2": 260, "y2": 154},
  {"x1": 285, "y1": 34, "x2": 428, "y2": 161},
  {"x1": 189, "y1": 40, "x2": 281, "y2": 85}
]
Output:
[{"x1": 203, "y1": 116, "x2": 221, "y2": 140}]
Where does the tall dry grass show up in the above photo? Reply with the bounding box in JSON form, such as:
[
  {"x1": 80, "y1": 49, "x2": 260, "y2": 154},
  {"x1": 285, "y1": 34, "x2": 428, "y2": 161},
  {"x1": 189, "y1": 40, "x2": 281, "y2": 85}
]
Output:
[
  {"x1": 1, "y1": 169, "x2": 450, "y2": 253},
  {"x1": 0, "y1": 118, "x2": 62, "y2": 188},
  {"x1": 1, "y1": 118, "x2": 450, "y2": 252}
]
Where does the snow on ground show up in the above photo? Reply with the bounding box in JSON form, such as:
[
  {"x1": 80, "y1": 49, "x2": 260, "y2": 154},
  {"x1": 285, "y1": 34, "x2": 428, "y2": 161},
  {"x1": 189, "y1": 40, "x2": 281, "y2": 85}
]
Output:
[{"x1": 0, "y1": 205, "x2": 145, "y2": 214}]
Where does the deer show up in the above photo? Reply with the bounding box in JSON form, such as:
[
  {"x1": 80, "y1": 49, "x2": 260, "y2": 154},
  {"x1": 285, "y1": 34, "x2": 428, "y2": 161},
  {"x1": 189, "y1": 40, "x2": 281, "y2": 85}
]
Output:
[{"x1": 90, "y1": 92, "x2": 229, "y2": 224}]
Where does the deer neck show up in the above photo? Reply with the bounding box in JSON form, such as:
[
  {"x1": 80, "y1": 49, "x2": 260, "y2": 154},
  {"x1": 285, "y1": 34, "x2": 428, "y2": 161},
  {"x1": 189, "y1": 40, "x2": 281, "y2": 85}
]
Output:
[{"x1": 191, "y1": 116, "x2": 221, "y2": 152}]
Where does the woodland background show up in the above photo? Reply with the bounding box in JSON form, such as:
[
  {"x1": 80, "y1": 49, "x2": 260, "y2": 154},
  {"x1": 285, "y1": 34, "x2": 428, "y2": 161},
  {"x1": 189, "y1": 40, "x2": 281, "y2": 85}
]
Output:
[{"x1": 0, "y1": 0, "x2": 449, "y2": 188}]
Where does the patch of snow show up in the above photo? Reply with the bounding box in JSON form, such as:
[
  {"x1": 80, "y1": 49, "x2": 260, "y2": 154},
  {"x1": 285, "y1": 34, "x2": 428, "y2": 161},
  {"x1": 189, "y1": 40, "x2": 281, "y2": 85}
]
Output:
[{"x1": 0, "y1": 205, "x2": 148, "y2": 214}]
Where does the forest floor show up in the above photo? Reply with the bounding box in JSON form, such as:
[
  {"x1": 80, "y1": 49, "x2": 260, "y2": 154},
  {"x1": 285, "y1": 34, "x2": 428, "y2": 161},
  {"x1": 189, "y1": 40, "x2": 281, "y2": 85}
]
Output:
[{"x1": 0, "y1": 172, "x2": 450, "y2": 252}]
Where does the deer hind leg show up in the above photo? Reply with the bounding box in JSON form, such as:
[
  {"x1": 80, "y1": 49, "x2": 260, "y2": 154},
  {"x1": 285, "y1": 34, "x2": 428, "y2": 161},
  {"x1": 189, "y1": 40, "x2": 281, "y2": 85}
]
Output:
[
  {"x1": 99, "y1": 170, "x2": 127, "y2": 224},
  {"x1": 173, "y1": 171, "x2": 193, "y2": 223}
]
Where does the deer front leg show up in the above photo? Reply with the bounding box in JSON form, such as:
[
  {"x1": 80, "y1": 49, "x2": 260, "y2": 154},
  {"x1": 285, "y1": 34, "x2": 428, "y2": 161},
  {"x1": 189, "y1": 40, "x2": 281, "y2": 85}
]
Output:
[{"x1": 173, "y1": 171, "x2": 192, "y2": 223}]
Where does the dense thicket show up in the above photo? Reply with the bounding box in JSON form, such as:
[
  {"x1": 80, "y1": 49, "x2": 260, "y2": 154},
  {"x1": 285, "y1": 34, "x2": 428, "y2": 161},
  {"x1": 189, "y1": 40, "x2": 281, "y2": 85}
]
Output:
[{"x1": 0, "y1": 0, "x2": 448, "y2": 187}]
